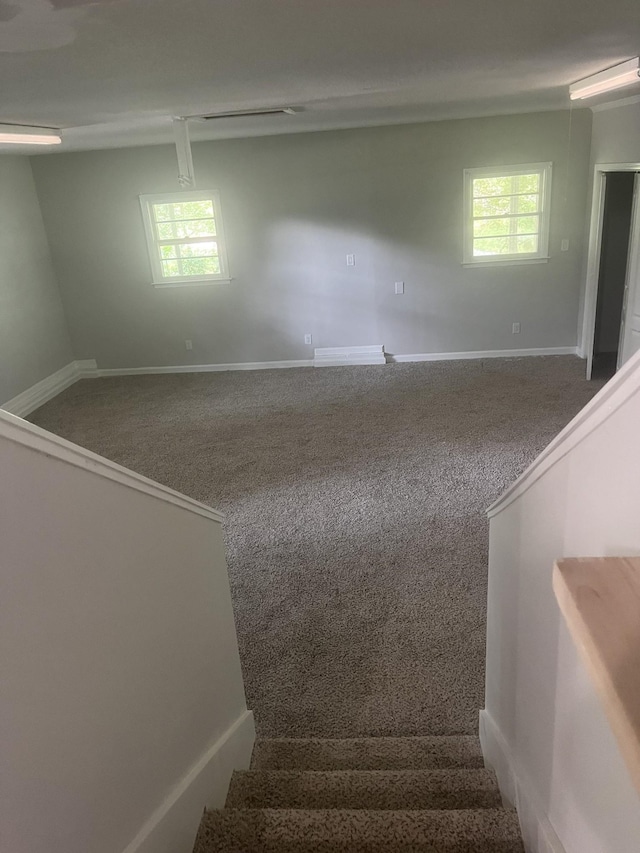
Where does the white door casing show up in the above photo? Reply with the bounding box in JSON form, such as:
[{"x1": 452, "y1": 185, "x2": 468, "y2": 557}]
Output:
[
  {"x1": 619, "y1": 174, "x2": 640, "y2": 367},
  {"x1": 580, "y1": 163, "x2": 640, "y2": 379}
]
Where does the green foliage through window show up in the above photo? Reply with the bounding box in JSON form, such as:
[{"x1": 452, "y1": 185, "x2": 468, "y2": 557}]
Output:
[
  {"x1": 142, "y1": 192, "x2": 228, "y2": 283},
  {"x1": 466, "y1": 167, "x2": 549, "y2": 260}
]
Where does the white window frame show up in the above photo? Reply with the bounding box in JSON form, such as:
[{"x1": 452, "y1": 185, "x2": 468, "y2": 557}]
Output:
[
  {"x1": 139, "y1": 190, "x2": 231, "y2": 287},
  {"x1": 463, "y1": 162, "x2": 552, "y2": 267}
]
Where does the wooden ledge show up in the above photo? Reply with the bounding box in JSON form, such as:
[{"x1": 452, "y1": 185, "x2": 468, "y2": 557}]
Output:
[{"x1": 553, "y1": 557, "x2": 640, "y2": 795}]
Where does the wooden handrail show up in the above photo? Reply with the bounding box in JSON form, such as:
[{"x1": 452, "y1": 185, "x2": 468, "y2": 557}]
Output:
[{"x1": 553, "y1": 557, "x2": 640, "y2": 795}]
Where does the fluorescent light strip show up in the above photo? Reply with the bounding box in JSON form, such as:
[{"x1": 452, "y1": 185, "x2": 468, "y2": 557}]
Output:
[
  {"x1": 0, "y1": 124, "x2": 62, "y2": 145},
  {"x1": 570, "y1": 58, "x2": 640, "y2": 100}
]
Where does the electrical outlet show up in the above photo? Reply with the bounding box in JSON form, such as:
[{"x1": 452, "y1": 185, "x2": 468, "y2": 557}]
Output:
[
  {"x1": 185, "y1": 339, "x2": 193, "y2": 350},
  {"x1": 561, "y1": 238, "x2": 570, "y2": 252},
  {"x1": 512, "y1": 323, "x2": 521, "y2": 334},
  {"x1": 346, "y1": 253, "x2": 355, "y2": 267},
  {"x1": 304, "y1": 333, "x2": 313, "y2": 345},
  {"x1": 394, "y1": 281, "x2": 404, "y2": 295}
]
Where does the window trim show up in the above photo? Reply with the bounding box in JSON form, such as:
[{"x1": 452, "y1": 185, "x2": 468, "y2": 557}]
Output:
[
  {"x1": 462, "y1": 162, "x2": 552, "y2": 267},
  {"x1": 139, "y1": 190, "x2": 231, "y2": 286}
]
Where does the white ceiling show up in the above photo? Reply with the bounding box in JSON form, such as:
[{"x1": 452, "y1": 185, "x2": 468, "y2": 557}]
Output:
[{"x1": 1, "y1": 0, "x2": 640, "y2": 154}]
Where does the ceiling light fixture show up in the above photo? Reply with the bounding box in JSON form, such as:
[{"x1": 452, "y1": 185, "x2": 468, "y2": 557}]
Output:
[
  {"x1": 570, "y1": 58, "x2": 640, "y2": 100},
  {"x1": 0, "y1": 124, "x2": 62, "y2": 145}
]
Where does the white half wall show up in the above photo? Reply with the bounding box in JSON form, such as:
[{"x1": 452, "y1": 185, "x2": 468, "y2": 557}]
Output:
[
  {"x1": 484, "y1": 348, "x2": 640, "y2": 853},
  {"x1": 479, "y1": 710, "x2": 565, "y2": 853},
  {"x1": 1, "y1": 411, "x2": 253, "y2": 853}
]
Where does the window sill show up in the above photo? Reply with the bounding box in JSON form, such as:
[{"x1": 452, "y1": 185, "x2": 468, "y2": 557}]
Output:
[
  {"x1": 152, "y1": 278, "x2": 234, "y2": 288},
  {"x1": 463, "y1": 257, "x2": 549, "y2": 269}
]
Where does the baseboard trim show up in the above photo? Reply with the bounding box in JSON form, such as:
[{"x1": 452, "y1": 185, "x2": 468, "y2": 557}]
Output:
[
  {"x1": 3, "y1": 349, "x2": 580, "y2": 409},
  {"x1": 1, "y1": 359, "x2": 98, "y2": 418},
  {"x1": 121, "y1": 709, "x2": 255, "y2": 853},
  {"x1": 479, "y1": 710, "x2": 566, "y2": 853},
  {"x1": 389, "y1": 347, "x2": 578, "y2": 363},
  {"x1": 95, "y1": 359, "x2": 313, "y2": 376},
  {"x1": 314, "y1": 345, "x2": 386, "y2": 367},
  {"x1": 99, "y1": 347, "x2": 578, "y2": 376}
]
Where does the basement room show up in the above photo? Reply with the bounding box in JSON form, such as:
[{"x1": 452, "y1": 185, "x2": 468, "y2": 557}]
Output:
[{"x1": 2, "y1": 2, "x2": 640, "y2": 853}]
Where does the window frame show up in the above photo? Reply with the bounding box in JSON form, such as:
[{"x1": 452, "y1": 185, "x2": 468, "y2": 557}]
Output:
[
  {"x1": 462, "y1": 162, "x2": 553, "y2": 267},
  {"x1": 139, "y1": 190, "x2": 231, "y2": 287}
]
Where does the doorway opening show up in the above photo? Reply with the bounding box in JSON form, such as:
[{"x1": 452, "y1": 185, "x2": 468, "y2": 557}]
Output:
[
  {"x1": 581, "y1": 163, "x2": 640, "y2": 380},
  {"x1": 592, "y1": 172, "x2": 636, "y2": 380}
]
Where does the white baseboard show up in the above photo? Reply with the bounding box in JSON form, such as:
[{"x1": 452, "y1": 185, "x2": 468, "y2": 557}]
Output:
[
  {"x1": 389, "y1": 347, "x2": 579, "y2": 363},
  {"x1": 479, "y1": 710, "x2": 566, "y2": 853},
  {"x1": 1, "y1": 359, "x2": 98, "y2": 418},
  {"x1": 1, "y1": 348, "x2": 582, "y2": 416},
  {"x1": 314, "y1": 345, "x2": 386, "y2": 367},
  {"x1": 99, "y1": 347, "x2": 579, "y2": 375},
  {"x1": 95, "y1": 359, "x2": 313, "y2": 376},
  {"x1": 122, "y1": 709, "x2": 255, "y2": 853}
]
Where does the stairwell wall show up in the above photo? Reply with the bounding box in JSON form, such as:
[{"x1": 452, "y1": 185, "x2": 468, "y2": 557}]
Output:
[
  {"x1": 483, "y1": 347, "x2": 640, "y2": 853},
  {"x1": 1, "y1": 412, "x2": 254, "y2": 853}
]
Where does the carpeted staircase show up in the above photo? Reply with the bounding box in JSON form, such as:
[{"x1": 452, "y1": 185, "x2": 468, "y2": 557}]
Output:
[{"x1": 192, "y1": 736, "x2": 525, "y2": 852}]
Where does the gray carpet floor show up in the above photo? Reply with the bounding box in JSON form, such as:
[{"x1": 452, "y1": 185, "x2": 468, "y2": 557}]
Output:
[{"x1": 29, "y1": 356, "x2": 603, "y2": 738}]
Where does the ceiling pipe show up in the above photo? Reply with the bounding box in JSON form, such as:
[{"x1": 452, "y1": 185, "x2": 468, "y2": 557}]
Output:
[{"x1": 173, "y1": 117, "x2": 195, "y2": 189}]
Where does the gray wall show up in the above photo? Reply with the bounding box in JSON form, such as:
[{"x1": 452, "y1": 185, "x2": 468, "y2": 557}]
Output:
[
  {"x1": 590, "y1": 100, "x2": 640, "y2": 165},
  {"x1": 0, "y1": 157, "x2": 73, "y2": 402},
  {"x1": 31, "y1": 110, "x2": 592, "y2": 369}
]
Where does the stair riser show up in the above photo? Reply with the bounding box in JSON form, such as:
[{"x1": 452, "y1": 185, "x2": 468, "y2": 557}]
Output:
[
  {"x1": 251, "y1": 737, "x2": 485, "y2": 772},
  {"x1": 226, "y1": 770, "x2": 502, "y2": 811},
  {"x1": 193, "y1": 739, "x2": 524, "y2": 853},
  {"x1": 194, "y1": 809, "x2": 525, "y2": 853},
  {"x1": 227, "y1": 789, "x2": 503, "y2": 810}
]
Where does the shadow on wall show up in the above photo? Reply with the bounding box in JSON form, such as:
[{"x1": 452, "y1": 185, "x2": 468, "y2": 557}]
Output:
[
  {"x1": 216, "y1": 136, "x2": 456, "y2": 353},
  {"x1": 252, "y1": 218, "x2": 446, "y2": 351}
]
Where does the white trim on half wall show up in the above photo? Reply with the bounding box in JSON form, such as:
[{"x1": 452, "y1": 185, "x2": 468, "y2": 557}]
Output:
[{"x1": 120, "y1": 710, "x2": 255, "y2": 853}]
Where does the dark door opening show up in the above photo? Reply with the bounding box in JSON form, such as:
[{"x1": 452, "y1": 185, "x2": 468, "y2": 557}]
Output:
[{"x1": 591, "y1": 172, "x2": 636, "y2": 380}]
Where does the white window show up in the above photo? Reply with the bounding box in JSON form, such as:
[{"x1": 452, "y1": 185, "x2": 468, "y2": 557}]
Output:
[
  {"x1": 140, "y1": 191, "x2": 230, "y2": 286},
  {"x1": 463, "y1": 163, "x2": 552, "y2": 265}
]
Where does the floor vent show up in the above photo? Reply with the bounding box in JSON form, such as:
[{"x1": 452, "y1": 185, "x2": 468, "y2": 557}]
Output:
[{"x1": 313, "y1": 345, "x2": 386, "y2": 367}]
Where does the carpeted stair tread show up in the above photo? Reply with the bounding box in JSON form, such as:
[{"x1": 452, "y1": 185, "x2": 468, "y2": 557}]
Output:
[
  {"x1": 193, "y1": 808, "x2": 525, "y2": 852},
  {"x1": 251, "y1": 736, "x2": 484, "y2": 771},
  {"x1": 225, "y1": 768, "x2": 502, "y2": 810}
]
